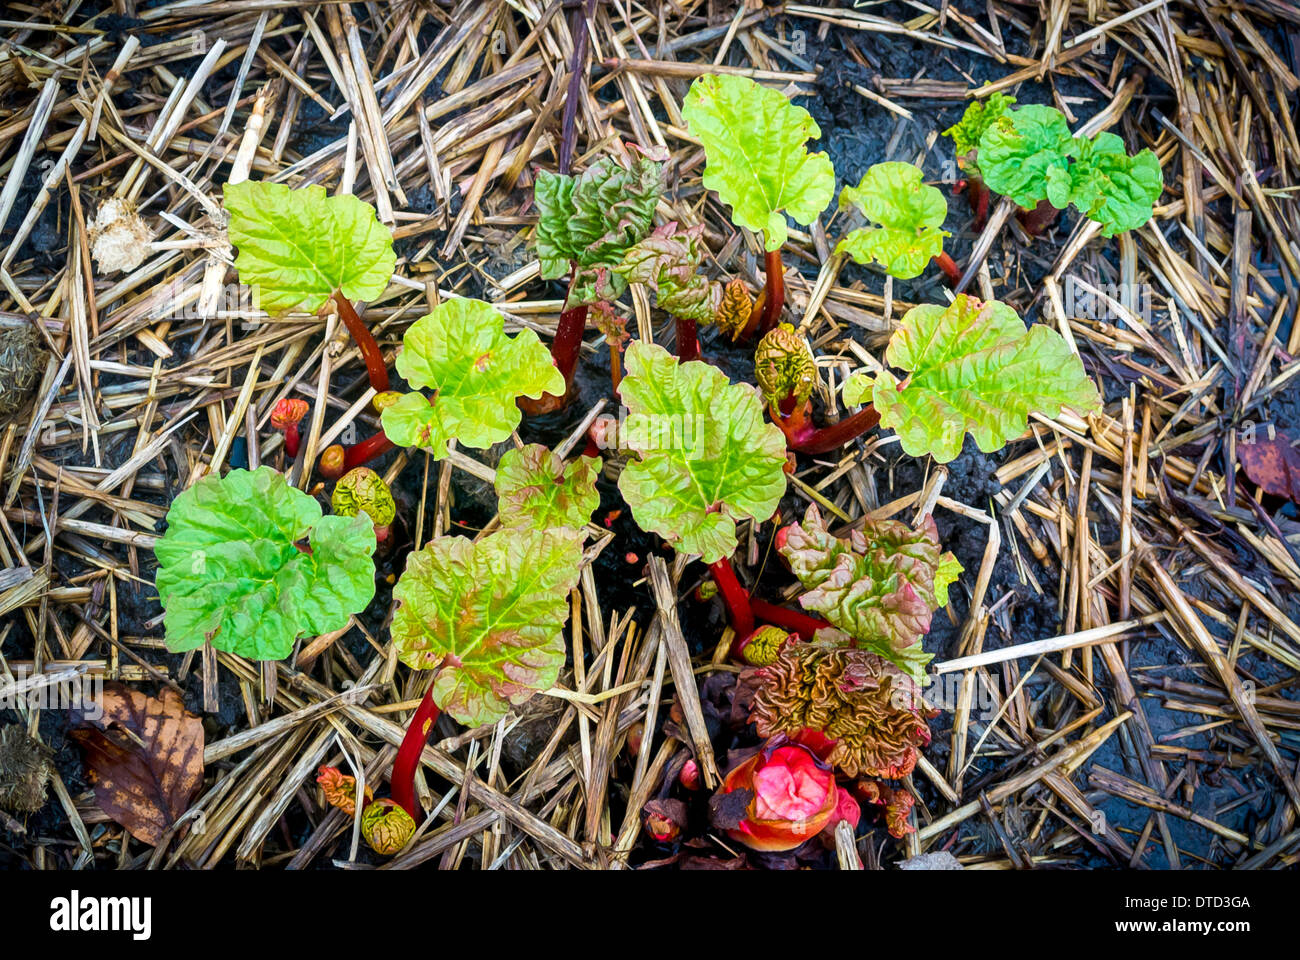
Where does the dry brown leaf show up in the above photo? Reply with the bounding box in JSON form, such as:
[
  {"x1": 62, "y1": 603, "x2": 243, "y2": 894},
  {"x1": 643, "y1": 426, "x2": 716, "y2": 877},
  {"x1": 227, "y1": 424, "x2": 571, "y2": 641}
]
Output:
[
  {"x1": 1238, "y1": 427, "x2": 1300, "y2": 504},
  {"x1": 70, "y1": 682, "x2": 204, "y2": 846}
]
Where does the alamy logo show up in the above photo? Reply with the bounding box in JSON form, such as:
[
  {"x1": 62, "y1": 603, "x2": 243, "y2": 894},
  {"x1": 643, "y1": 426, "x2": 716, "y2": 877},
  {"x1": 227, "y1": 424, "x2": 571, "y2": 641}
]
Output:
[{"x1": 49, "y1": 890, "x2": 151, "y2": 941}]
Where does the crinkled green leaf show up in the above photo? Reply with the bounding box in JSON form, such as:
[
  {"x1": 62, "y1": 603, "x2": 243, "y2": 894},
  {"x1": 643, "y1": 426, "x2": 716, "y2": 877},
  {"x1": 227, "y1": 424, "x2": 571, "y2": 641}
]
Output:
[
  {"x1": 381, "y1": 298, "x2": 564, "y2": 458},
  {"x1": 834, "y1": 162, "x2": 950, "y2": 279},
  {"x1": 842, "y1": 371, "x2": 872, "y2": 408},
  {"x1": 391, "y1": 528, "x2": 583, "y2": 726},
  {"x1": 944, "y1": 93, "x2": 1017, "y2": 158},
  {"x1": 533, "y1": 157, "x2": 663, "y2": 305},
  {"x1": 155, "y1": 467, "x2": 376, "y2": 660},
  {"x1": 682, "y1": 73, "x2": 835, "y2": 251},
  {"x1": 616, "y1": 342, "x2": 787, "y2": 562},
  {"x1": 779, "y1": 505, "x2": 959, "y2": 684},
  {"x1": 495, "y1": 444, "x2": 600, "y2": 531},
  {"x1": 1048, "y1": 132, "x2": 1163, "y2": 237},
  {"x1": 223, "y1": 181, "x2": 395, "y2": 316},
  {"x1": 867, "y1": 294, "x2": 1101, "y2": 463},
  {"x1": 614, "y1": 222, "x2": 720, "y2": 321},
  {"x1": 978, "y1": 104, "x2": 1074, "y2": 210}
]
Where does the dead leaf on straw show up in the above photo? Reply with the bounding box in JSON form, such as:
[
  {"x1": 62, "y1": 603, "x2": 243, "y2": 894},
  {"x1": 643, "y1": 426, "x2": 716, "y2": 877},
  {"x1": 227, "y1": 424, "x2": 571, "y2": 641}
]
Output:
[
  {"x1": 1237, "y1": 426, "x2": 1300, "y2": 503},
  {"x1": 70, "y1": 682, "x2": 204, "y2": 846}
]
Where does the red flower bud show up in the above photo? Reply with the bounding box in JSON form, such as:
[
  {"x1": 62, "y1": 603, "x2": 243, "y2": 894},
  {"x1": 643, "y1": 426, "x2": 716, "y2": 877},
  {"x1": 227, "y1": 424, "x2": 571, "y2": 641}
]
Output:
[
  {"x1": 718, "y1": 741, "x2": 838, "y2": 852},
  {"x1": 679, "y1": 759, "x2": 701, "y2": 791}
]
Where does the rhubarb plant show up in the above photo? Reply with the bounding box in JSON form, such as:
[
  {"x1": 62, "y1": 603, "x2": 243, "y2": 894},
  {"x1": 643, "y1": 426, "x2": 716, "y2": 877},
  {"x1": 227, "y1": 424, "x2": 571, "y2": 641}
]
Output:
[
  {"x1": 682, "y1": 73, "x2": 835, "y2": 335},
  {"x1": 494, "y1": 443, "x2": 600, "y2": 531},
  {"x1": 835, "y1": 162, "x2": 957, "y2": 284},
  {"x1": 614, "y1": 221, "x2": 721, "y2": 361},
  {"x1": 777, "y1": 504, "x2": 961, "y2": 684},
  {"x1": 154, "y1": 467, "x2": 377, "y2": 660},
  {"x1": 391, "y1": 527, "x2": 584, "y2": 726},
  {"x1": 529, "y1": 153, "x2": 664, "y2": 409},
  {"x1": 842, "y1": 294, "x2": 1101, "y2": 463},
  {"x1": 380, "y1": 298, "x2": 563, "y2": 459},
  {"x1": 617, "y1": 341, "x2": 787, "y2": 564},
  {"x1": 224, "y1": 181, "x2": 394, "y2": 392},
  {"x1": 945, "y1": 100, "x2": 1162, "y2": 236}
]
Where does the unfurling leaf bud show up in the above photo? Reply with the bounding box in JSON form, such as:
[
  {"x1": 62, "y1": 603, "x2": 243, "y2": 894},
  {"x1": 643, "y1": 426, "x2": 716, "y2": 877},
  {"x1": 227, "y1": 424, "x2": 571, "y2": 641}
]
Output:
[
  {"x1": 332, "y1": 467, "x2": 397, "y2": 529},
  {"x1": 738, "y1": 625, "x2": 794, "y2": 666},
  {"x1": 754, "y1": 323, "x2": 815, "y2": 410},
  {"x1": 316, "y1": 764, "x2": 372, "y2": 817},
  {"x1": 360, "y1": 798, "x2": 416, "y2": 855},
  {"x1": 714, "y1": 278, "x2": 753, "y2": 341}
]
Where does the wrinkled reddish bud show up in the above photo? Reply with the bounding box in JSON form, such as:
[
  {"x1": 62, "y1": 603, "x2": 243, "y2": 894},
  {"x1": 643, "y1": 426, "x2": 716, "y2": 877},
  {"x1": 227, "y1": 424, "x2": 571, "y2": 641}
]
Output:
[
  {"x1": 361, "y1": 798, "x2": 416, "y2": 855},
  {"x1": 679, "y1": 759, "x2": 701, "y2": 791},
  {"x1": 316, "y1": 764, "x2": 372, "y2": 817},
  {"x1": 625, "y1": 721, "x2": 644, "y2": 758},
  {"x1": 643, "y1": 798, "x2": 687, "y2": 842},
  {"x1": 271, "y1": 398, "x2": 309, "y2": 458},
  {"x1": 588, "y1": 414, "x2": 619, "y2": 453},
  {"x1": 320, "y1": 444, "x2": 346, "y2": 479},
  {"x1": 717, "y1": 741, "x2": 838, "y2": 852},
  {"x1": 855, "y1": 780, "x2": 916, "y2": 839}
]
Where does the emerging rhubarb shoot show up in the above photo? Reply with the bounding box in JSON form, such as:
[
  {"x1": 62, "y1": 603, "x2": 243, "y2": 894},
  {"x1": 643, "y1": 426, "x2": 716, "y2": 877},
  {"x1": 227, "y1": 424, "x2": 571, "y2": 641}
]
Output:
[
  {"x1": 682, "y1": 74, "x2": 834, "y2": 336},
  {"x1": 835, "y1": 162, "x2": 954, "y2": 284},
  {"x1": 223, "y1": 181, "x2": 395, "y2": 388},
  {"x1": 755, "y1": 323, "x2": 882, "y2": 455},
  {"x1": 380, "y1": 298, "x2": 562, "y2": 458},
  {"x1": 389, "y1": 676, "x2": 442, "y2": 822},
  {"x1": 614, "y1": 222, "x2": 720, "y2": 362},
  {"x1": 154, "y1": 467, "x2": 377, "y2": 660},
  {"x1": 841, "y1": 294, "x2": 1102, "y2": 463},
  {"x1": 331, "y1": 467, "x2": 396, "y2": 543},
  {"x1": 529, "y1": 153, "x2": 664, "y2": 410},
  {"x1": 270, "y1": 398, "x2": 308, "y2": 459},
  {"x1": 945, "y1": 98, "x2": 1163, "y2": 237}
]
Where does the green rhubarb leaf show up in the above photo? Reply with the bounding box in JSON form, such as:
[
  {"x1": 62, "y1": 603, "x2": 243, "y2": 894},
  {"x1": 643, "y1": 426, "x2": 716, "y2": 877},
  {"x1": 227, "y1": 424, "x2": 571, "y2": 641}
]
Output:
[
  {"x1": 155, "y1": 467, "x2": 376, "y2": 661},
  {"x1": 682, "y1": 73, "x2": 835, "y2": 251},
  {"x1": 495, "y1": 444, "x2": 600, "y2": 531},
  {"x1": 866, "y1": 294, "x2": 1101, "y2": 463},
  {"x1": 778, "y1": 504, "x2": 960, "y2": 684},
  {"x1": 978, "y1": 104, "x2": 1074, "y2": 210},
  {"x1": 381, "y1": 298, "x2": 564, "y2": 459},
  {"x1": 533, "y1": 156, "x2": 663, "y2": 306},
  {"x1": 835, "y1": 162, "x2": 950, "y2": 279},
  {"x1": 223, "y1": 181, "x2": 395, "y2": 316},
  {"x1": 614, "y1": 222, "x2": 721, "y2": 321},
  {"x1": 944, "y1": 93, "x2": 1017, "y2": 158},
  {"x1": 616, "y1": 341, "x2": 787, "y2": 563},
  {"x1": 391, "y1": 528, "x2": 583, "y2": 726},
  {"x1": 1049, "y1": 132, "x2": 1163, "y2": 237}
]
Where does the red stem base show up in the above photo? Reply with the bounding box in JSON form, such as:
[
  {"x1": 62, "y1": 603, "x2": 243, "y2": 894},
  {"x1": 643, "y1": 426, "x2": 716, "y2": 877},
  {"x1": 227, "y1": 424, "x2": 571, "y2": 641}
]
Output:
[
  {"x1": 933, "y1": 251, "x2": 961, "y2": 287},
  {"x1": 710, "y1": 558, "x2": 754, "y2": 648},
  {"x1": 774, "y1": 401, "x2": 882, "y2": 455},
  {"x1": 750, "y1": 598, "x2": 828, "y2": 641},
  {"x1": 676, "y1": 315, "x2": 700, "y2": 362}
]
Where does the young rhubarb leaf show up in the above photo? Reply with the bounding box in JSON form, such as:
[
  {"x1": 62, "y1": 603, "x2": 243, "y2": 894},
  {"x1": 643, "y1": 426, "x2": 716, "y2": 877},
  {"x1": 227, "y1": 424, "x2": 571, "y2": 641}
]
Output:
[
  {"x1": 682, "y1": 73, "x2": 835, "y2": 251},
  {"x1": 391, "y1": 528, "x2": 584, "y2": 726},
  {"x1": 977, "y1": 104, "x2": 1074, "y2": 210},
  {"x1": 1048, "y1": 132, "x2": 1163, "y2": 237},
  {"x1": 534, "y1": 155, "x2": 664, "y2": 306},
  {"x1": 614, "y1": 222, "x2": 721, "y2": 321},
  {"x1": 495, "y1": 443, "x2": 600, "y2": 531},
  {"x1": 843, "y1": 295, "x2": 1100, "y2": 463},
  {"x1": 944, "y1": 93, "x2": 1017, "y2": 159},
  {"x1": 155, "y1": 467, "x2": 377, "y2": 660},
  {"x1": 750, "y1": 632, "x2": 932, "y2": 778},
  {"x1": 223, "y1": 181, "x2": 395, "y2": 315},
  {"x1": 617, "y1": 341, "x2": 787, "y2": 562},
  {"x1": 835, "y1": 162, "x2": 951, "y2": 279},
  {"x1": 381, "y1": 298, "x2": 564, "y2": 458},
  {"x1": 777, "y1": 504, "x2": 961, "y2": 683}
]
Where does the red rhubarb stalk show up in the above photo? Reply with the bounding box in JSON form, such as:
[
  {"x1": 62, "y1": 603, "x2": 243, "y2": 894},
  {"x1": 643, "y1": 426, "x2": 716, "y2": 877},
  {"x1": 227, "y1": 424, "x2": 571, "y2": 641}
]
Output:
[
  {"x1": 1016, "y1": 198, "x2": 1061, "y2": 236},
  {"x1": 390, "y1": 675, "x2": 442, "y2": 822},
  {"x1": 332, "y1": 291, "x2": 390, "y2": 394},
  {"x1": 749, "y1": 598, "x2": 828, "y2": 641},
  {"x1": 521, "y1": 276, "x2": 588, "y2": 415},
  {"x1": 933, "y1": 251, "x2": 961, "y2": 287},
  {"x1": 758, "y1": 248, "x2": 784, "y2": 335},
  {"x1": 321, "y1": 432, "x2": 395, "y2": 479},
  {"x1": 709, "y1": 558, "x2": 754, "y2": 642},
  {"x1": 676, "y1": 315, "x2": 700, "y2": 362},
  {"x1": 774, "y1": 402, "x2": 882, "y2": 456}
]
